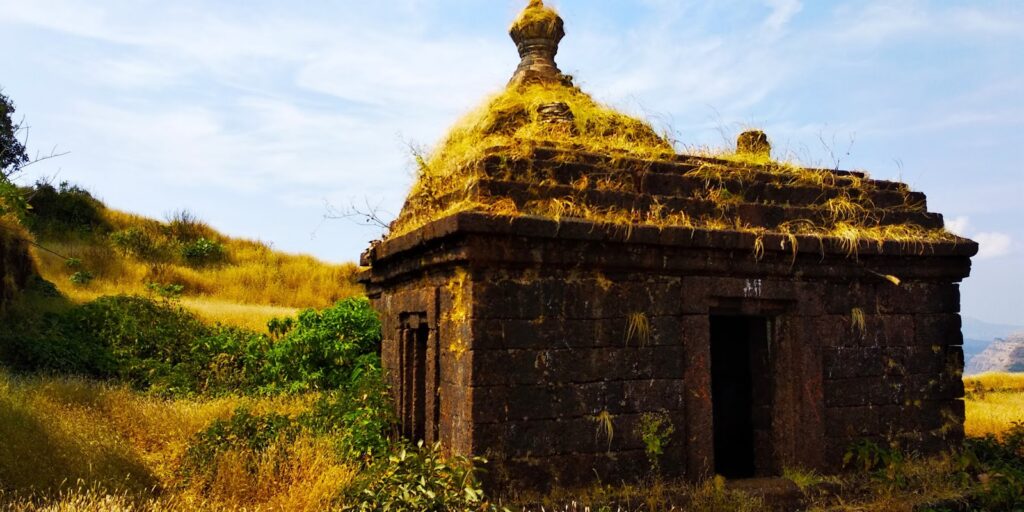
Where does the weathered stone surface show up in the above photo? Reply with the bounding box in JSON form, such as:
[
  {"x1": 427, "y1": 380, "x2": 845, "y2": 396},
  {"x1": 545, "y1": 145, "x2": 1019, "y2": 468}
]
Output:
[{"x1": 358, "y1": 93, "x2": 974, "y2": 498}]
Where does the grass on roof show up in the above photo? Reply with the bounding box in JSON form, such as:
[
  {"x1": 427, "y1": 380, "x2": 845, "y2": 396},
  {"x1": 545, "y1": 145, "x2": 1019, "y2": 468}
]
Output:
[
  {"x1": 391, "y1": 82, "x2": 674, "y2": 237},
  {"x1": 388, "y1": 79, "x2": 958, "y2": 258},
  {"x1": 511, "y1": 0, "x2": 562, "y2": 36}
]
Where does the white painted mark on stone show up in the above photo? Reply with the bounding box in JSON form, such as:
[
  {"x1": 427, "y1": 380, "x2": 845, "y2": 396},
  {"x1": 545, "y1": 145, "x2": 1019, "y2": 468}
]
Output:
[{"x1": 744, "y1": 279, "x2": 764, "y2": 297}]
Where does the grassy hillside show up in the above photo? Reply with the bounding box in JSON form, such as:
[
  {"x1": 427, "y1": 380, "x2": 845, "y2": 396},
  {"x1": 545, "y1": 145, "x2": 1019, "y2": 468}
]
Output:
[
  {"x1": 964, "y1": 372, "x2": 1024, "y2": 438},
  {"x1": 23, "y1": 182, "x2": 360, "y2": 330}
]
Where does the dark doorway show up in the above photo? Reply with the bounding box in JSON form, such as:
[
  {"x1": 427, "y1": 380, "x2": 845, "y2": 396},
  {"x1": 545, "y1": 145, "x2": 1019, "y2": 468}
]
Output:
[
  {"x1": 710, "y1": 315, "x2": 772, "y2": 479},
  {"x1": 399, "y1": 314, "x2": 431, "y2": 442}
]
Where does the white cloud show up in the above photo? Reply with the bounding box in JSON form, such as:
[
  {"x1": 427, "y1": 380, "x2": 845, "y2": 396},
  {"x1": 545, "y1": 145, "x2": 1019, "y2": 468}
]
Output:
[
  {"x1": 762, "y1": 0, "x2": 802, "y2": 33},
  {"x1": 974, "y1": 232, "x2": 1013, "y2": 260},
  {"x1": 945, "y1": 216, "x2": 971, "y2": 237},
  {"x1": 943, "y1": 217, "x2": 1013, "y2": 260}
]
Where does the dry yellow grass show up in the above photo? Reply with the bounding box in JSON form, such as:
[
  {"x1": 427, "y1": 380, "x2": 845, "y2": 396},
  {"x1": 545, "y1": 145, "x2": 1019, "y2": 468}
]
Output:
[
  {"x1": 964, "y1": 372, "x2": 1024, "y2": 438},
  {"x1": 0, "y1": 370, "x2": 354, "y2": 511},
  {"x1": 177, "y1": 298, "x2": 299, "y2": 333},
  {"x1": 26, "y1": 207, "x2": 359, "y2": 328}
]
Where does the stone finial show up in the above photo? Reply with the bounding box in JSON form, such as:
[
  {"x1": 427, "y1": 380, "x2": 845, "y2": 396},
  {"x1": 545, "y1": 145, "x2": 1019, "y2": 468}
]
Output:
[
  {"x1": 737, "y1": 130, "x2": 771, "y2": 159},
  {"x1": 509, "y1": 0, "x2": 566, "y2": 87}
]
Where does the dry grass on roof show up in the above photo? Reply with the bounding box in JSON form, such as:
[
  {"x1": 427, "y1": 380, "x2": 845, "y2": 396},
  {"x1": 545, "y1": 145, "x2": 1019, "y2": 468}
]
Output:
[
  {"x1": 511, "y1": 0, "x2": 562, "y2": 36},
  {"x1": 388, "y1": 82, "x2": 959, "y2": 257},
  {"x1": 391, "y1": 82, "x2": 674, "y2": 237}
]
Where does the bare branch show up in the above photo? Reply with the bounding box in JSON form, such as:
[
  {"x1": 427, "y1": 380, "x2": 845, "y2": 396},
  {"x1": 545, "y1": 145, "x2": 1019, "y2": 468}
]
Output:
[
  {"x1": 2, "y1": 122, "x2": 69, "y2": 180},
  {"x1": 324, "y1": 197, "x2": 394, "y2": 231}
]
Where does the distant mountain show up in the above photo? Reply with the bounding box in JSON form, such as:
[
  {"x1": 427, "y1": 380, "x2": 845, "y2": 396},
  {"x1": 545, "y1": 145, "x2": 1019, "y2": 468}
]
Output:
[
  {"x1": 966, "y1": 332, "x2": 1024, "y2": 374},
  {"x1": 963, "y1": 317, "x2": 1024, "y2": 341},
  {"x1": 962, "y1": 317, "x2": 1024, "y2": 366}
]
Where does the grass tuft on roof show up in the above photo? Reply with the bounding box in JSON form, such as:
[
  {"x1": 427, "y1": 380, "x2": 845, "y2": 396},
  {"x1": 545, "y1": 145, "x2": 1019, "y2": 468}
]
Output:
[{"x1": 511, "y1": 0, "x2": 562, "y2": 37}]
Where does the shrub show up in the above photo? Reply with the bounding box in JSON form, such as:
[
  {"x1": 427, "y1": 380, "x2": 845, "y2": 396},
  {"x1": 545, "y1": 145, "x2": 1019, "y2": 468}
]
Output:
[
  {"x1": 0, "y1": 179, "x2": 28, "y2": 219},
  {"x1": 260, "y1": 298, "x2": 382, "y2": 393},
  {"x1": 145, "y1": 281, "x2": 184, "y2": 301},
  {"x1": 180, "y1": 237, "x2": 226, "y2": 266},
  {"x1": 68, "y1": 271, "x2": 94, "y2": 286},
  {"x1": 183, "y1": 407, "x2": 301, "y2": 483},
  {"x1": 959, "y1": 423, "x2": 1024, "y2": 509},
  {"x1": 303, "y1": 358, "x2": 393, "y2": 461},
  {"x1": 638, "y1": 411, "x2": 675, "y2": 474},
  {"x1": 346, "y1": 442, "x2": 487, "y2": 512},
  {"x1": 165, "y1": 210, "x2": 213, "y2": 241},
  {"x1": 24, "y1": 181, "x2": 108, "y2": 236},
  {"x1": 109, "y1": 227, "x2": 157, "y2": 258},
  {"x1": 1, "y1": 295, "x2": 384, "y2": 397}
]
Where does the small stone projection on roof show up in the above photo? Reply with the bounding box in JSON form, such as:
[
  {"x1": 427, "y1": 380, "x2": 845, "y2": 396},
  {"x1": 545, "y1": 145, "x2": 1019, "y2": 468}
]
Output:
[{"x1": 390, "y1": 0, "x2": 963, "y2": 259}]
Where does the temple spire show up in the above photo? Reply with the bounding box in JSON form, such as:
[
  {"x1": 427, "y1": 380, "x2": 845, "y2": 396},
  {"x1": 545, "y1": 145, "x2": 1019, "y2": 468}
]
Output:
[{"x1": 508, "y1": 0, "x2": 566, "y2": 87}]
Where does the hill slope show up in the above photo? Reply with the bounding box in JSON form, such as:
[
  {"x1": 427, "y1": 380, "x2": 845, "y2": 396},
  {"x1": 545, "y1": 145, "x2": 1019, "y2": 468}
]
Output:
[
  {"x1": 20, "y1": 182, "x2": 360, "y2": 329},
  {"x1": 967, "y1": 333, "x2": 1024, "y2": 374}
]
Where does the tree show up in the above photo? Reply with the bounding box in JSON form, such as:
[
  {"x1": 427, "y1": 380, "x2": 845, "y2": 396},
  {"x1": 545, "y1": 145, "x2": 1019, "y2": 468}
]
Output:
[
  {"x1": 0, "y1": 89, "x2": 29, "y2": 180},
  {"x1": 0, "y1": 88, "x2": 66, "y2": 218}
]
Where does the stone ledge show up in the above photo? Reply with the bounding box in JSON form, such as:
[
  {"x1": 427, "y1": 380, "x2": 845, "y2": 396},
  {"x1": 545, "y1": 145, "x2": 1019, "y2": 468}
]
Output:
[{"x1": 369, "y1": 211, "x2": 978, "y2": 264}]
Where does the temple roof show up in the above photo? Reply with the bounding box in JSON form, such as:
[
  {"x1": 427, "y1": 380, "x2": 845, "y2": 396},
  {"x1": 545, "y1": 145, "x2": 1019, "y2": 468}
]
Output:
[{"x1": 386, "y1": 1, "x2": 970, "y2": 259}]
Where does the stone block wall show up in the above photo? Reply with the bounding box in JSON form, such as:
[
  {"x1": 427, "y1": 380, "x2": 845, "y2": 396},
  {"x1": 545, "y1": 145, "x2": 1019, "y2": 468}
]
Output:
[
  {"x1": 468, "y1": 268, "x2": 689, "y2": 490},
  {"x1": 360, "y1": 213, "x2": 974, "y2": 493}
]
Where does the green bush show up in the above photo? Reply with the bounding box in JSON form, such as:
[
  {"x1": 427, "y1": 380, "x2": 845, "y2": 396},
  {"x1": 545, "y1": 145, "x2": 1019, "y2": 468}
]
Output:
[
  {"x1": 0, "y1": 179, "x2": 28, "y2": 219},
  {"x1": 182, "y1": 407, "x2": 300, "y2": 483},
  {"x1": 260, "y1": 298, "x2": 381, "y2": 393},
  {"x1": 166, "y1": 210, "x2": 213, "y2": 242},
  {"x1": 109, "y1": 227, "x2": 157, "y2": 258},
  {"x1": 24, "y1": 181, "x2": 108, "y2": 236},
  {"x1": 68, "y1": 271, "x2": 94, "y2": 286},
  {"x1": 145, "y1": 281, "x2": 184, "y2": 301},
  {"x1": 959, "y1": 423, "x2": 1024, "y2": 509},
  {"x1": 180, "y1": 237, "x2": 225, "y2": 266},
  {"x1": 346, "y1": 442, "x2": 488, "y2": 512},
  {"x1": 304, "y1": 358, "x2": 393, "y2": 461},
  {"x1": 0, "y1": 295, "x2": 384, "y2": 397}
]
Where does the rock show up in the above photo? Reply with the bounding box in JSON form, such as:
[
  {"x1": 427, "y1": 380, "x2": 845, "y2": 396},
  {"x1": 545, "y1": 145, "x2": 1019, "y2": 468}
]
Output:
[{"x1": 966, "y1": 332, "x2": 1024, "y2": 374}]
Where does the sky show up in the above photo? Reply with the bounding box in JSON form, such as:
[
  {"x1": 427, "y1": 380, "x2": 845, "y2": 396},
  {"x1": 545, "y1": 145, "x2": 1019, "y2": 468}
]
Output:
[{"x1": 0, "y1": 0, "x2": 1021, "y2": 324}]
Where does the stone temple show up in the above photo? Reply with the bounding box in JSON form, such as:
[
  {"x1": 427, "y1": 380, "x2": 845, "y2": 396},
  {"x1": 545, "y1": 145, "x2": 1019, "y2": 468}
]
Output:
[{"x1": 357, "y1": 0, "x2": 976, "y2": 492}]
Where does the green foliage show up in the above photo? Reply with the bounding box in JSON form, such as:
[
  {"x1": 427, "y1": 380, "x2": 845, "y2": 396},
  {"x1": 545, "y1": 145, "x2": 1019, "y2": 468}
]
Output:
[
  {"x1": 0, "y1": 89, "x2": 29, "y2": 177},
  {"x1": 260, "y1": 298, "x2": 382, "y2": 394},
  {"x1": 180, "y1": 237, "x2": 225, "y2": 266},
  {"x1": 24, "y1": 181, "x2": 108, "y2": 236},
  {"x1": 0, "y1": 179, "x2": 28, "y2": 219},
  {"x1": 346, "y1": 441, "x2": 489, "y2": 512},
  {"x1": 304, "y1": 359, "x2": 394, "y2": 461},
  {"x1": 957, "y1": 423, "x2": 1024, "y2": 509},
  {"x1": 267, "y1": 316, "x2": 295, "y2": 339},
  {"x1": 843, "y1": 440, "x2": 908, "y2": 488},
  {"x1": 145, "y1": 281, "x2": 184, "y2": 301},
  {"x1": 637, "y1": 411, "x2": 675, "y2": 474},
  {"x1": 109, "y1": 227, "x2": 157, "y2": 258},
  {"x1": 0, "y1": 295, "x2": 383, "y2": 397},
  {"x1": 845, "y1": 429, "x2": 1024, "y2": 510},
  {"x1": 68, "y1": 271, "x2": 94, "y2": 286},
  {"x1": 182, "y1": 407, "x2": 300, "y2": 483}
]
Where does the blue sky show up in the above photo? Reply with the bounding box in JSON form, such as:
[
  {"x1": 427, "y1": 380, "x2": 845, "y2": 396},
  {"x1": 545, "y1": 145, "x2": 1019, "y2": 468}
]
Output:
[{"x1": 0, "y1": 0, "x2": 1021, "y2": 324}]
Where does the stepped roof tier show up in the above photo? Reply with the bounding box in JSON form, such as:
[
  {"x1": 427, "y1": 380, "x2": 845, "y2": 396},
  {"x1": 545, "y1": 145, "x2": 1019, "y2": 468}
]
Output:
[{"x1": 381, "y1": 0, "x2": 973, "y2": 263}]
